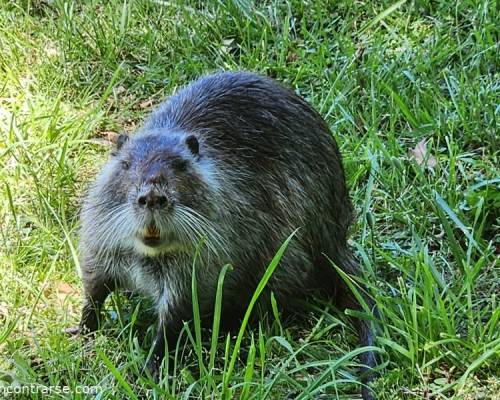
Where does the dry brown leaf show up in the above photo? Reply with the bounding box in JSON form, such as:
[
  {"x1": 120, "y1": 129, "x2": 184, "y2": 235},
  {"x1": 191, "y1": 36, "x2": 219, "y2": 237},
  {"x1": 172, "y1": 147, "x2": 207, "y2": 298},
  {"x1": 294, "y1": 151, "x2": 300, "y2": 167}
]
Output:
[
  {"x1": 411, "y1": 139, "x2": 437, "y2": 168},
  {"x1": 44, "y1": 281, "x2": 80, "y2": 305},
  {"x1": 139, "y1": 99, "x2": 154, "y2": 109},
  {"x1": 89, "y1": 131, "x2": 119, "y2": 147},
  {"x1": 56, "y1": 281, "x2": 78, "y2": 295},
  {"x1": 102, "y1": 131, "x2": 119, "y2": 144}
]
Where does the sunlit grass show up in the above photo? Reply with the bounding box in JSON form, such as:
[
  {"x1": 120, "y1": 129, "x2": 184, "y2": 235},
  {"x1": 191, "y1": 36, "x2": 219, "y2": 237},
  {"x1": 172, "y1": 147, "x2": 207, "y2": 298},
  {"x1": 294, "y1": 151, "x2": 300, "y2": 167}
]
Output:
[{"x1": 1, "y1": 0, "x2": 498, "y2": 398}]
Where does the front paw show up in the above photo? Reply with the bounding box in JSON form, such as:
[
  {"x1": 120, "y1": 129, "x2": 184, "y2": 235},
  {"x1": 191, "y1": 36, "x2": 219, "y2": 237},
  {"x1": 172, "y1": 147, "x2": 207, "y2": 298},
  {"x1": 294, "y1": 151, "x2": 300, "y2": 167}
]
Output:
[
  {"x1": 64, "y1": 326, "x2": 80, "y2": 336},
  {"x1": 63, "y1": 320, "x2": 98, "y2": 337},
  {"x1": 64, "y1": 323, "x2": 94, "y2": 336}
]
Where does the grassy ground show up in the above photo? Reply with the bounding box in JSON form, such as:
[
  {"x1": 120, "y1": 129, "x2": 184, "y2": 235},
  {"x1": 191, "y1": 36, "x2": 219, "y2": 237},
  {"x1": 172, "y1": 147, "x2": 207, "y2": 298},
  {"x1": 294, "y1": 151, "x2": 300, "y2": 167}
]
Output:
[{"x1": 0, "y1": 0, "x2": 499, "y2": 398}]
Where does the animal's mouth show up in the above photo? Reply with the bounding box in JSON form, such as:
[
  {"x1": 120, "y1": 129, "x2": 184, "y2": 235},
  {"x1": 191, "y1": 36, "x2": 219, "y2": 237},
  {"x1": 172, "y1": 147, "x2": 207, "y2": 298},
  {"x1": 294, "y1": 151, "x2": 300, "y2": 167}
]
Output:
[{"x1": 142, "y1": 223, "x2": 162, "y2": 247}]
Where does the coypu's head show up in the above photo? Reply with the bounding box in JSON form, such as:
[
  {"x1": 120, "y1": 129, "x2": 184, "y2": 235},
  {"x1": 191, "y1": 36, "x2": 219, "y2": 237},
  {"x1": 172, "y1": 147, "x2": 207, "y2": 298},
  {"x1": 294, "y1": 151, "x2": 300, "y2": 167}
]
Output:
[{"x1": 84, "y1": 130, "x2": 224, "y2": 258}]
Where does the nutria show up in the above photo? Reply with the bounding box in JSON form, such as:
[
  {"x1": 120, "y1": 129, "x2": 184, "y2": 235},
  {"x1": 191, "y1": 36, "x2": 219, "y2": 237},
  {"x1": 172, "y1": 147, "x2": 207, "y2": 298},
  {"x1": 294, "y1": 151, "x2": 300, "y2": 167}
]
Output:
[{"x1": 77, "y1": 71, "x2": 377, "y2": 399}]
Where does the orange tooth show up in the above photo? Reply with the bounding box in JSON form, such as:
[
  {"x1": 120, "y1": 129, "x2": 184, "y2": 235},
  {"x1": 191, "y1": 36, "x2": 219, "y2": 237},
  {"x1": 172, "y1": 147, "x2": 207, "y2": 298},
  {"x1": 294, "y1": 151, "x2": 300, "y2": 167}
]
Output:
[{"x1": 146, "y1": 224, "x2": 159, "y2": 237}]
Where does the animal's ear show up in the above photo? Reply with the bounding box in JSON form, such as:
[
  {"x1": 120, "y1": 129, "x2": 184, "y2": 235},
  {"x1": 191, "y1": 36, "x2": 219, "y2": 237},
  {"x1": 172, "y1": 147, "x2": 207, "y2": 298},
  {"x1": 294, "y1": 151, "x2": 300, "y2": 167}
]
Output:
[
  {"x1": 116, "y1": 133, "x2": 129, "y2": 150},
  {"x1": 112, "y1": 134, "x2": 129, "y2": 156},
  {"x1": 185, "y1": 135, "x2": 199, "y2": 156}
]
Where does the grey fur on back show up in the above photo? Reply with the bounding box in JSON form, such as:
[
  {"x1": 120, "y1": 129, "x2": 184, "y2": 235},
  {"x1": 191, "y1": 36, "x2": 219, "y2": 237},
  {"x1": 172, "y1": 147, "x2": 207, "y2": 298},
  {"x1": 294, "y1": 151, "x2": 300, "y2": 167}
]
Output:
[{"x1": 145, "y1": 70, "x2": 355, "y2": 288}]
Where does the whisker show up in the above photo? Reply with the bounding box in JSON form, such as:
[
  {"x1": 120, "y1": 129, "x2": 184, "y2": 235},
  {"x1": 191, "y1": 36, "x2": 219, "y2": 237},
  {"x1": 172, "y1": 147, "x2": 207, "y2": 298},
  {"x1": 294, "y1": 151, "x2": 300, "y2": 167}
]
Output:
[
  {"x1": 178, "y1": 205, "x2": 229, "y2": 253},
  {"x1": 174, "y1": 205, "x2": 229, "y2": 258}
]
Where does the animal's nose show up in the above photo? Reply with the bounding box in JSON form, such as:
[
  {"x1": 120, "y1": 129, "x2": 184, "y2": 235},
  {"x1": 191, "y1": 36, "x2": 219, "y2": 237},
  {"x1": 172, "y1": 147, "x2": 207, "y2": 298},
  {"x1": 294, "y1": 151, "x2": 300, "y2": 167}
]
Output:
[{"x1": 137, "y1": 191, "x2": 168, "y2": 209}]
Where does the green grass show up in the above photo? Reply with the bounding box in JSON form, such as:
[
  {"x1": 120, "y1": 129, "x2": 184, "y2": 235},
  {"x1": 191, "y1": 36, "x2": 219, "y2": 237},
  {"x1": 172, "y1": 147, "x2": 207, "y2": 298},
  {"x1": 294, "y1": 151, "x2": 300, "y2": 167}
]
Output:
[{"x1": 0, "y1": 0, "x2": 499, "y2": 398}]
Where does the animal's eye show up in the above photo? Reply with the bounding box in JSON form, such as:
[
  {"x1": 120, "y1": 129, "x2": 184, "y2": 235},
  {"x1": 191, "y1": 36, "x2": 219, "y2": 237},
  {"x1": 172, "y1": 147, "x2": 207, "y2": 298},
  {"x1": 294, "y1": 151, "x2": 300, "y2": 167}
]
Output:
[
  {"x1": 172, "y1": 158, "x2": 188, "y2": 171},
  {"x1": 121, "y1": 160, "x2": 131, "y2": 170}
]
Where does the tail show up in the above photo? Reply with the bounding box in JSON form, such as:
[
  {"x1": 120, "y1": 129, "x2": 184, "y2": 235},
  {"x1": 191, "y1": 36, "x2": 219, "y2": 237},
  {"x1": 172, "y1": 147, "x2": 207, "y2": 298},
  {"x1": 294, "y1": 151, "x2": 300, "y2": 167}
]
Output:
[
  {"x1": 334, "y1": 255, "x2": 378, "y2": 400},
  {"x1": 356, "y1": 316, "x2": 377, "y2": 400}
]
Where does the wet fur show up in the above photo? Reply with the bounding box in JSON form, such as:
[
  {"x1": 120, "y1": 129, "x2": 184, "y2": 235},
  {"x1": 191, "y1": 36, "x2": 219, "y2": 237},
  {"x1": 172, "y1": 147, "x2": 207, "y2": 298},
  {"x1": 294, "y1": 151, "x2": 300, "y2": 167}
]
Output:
[{"x1": 78, "y1": 71, "x2": 376, "y2": 399}]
